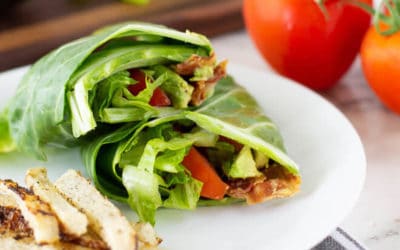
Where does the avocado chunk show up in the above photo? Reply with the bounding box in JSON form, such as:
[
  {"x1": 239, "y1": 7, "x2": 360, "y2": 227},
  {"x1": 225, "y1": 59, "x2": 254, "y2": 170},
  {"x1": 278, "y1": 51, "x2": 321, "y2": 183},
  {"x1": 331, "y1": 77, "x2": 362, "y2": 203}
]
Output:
[{"x1": 224, "y1": 146, "x2": 262, "y2": 178}]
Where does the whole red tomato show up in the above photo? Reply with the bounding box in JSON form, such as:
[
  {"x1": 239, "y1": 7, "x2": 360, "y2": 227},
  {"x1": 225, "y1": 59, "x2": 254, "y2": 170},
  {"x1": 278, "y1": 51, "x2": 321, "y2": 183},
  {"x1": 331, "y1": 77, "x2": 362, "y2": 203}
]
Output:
[
  {"x1": 361, "y1": 26, "x2": 400, "y2": 114},
  {"x1": 243, "y1": 0, "x2": 372, "y2": 90}
]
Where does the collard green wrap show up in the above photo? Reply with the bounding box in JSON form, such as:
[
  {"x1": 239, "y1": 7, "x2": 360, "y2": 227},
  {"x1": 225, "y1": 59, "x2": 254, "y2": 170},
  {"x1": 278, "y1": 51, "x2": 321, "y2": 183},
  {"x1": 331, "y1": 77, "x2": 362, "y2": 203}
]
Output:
[
  {"x1": 1, "y1": 22, "x2": 301, "y2": 226},
  {"x1": 6, "y1": 22, "x2": 220, "y2": 160},
  {"x1": 83, "y1": 76, "x2": 300, "y2": 225}
]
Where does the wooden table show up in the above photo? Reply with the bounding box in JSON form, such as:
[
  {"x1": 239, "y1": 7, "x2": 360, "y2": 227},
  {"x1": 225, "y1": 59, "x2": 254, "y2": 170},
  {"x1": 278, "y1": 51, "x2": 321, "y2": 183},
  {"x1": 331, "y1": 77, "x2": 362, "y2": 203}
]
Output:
[
  {"x1": 211, "y1": 30, "x2": 400, "y2": 250},
  {"x1": 0, "y1": 0, "x2": 243, "y2": 71}
]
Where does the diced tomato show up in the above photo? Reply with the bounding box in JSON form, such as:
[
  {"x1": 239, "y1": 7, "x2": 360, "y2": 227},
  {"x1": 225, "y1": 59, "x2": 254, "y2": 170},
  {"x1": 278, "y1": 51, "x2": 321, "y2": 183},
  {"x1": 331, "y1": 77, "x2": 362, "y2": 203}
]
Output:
[
  {"x1": 182, "y1": 147, "x2": 229, "y2": 200},
  {"x1": 149, "y1": 87, "x2": 171, "y2": 106},
  {"x1": 128, "y1": 69, "x2": 171, "y2": 107},
  {"x1": 128, "y1": 69, "x2": 147, "y2": 95}
]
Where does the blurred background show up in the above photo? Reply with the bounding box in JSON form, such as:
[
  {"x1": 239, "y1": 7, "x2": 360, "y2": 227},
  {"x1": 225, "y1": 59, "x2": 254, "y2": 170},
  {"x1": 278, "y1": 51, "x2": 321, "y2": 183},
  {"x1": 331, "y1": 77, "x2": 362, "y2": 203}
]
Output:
[{"x1": 0, "y1": 0, "x2": 243, "y2": 71}]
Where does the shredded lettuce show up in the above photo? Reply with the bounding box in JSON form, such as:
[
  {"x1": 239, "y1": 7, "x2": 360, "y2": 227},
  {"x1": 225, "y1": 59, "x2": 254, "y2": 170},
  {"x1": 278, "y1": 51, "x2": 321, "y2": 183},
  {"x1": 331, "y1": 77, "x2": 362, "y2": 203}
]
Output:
[
  {"x1": 82, "y1": 76, "x2": 300, "y2": 224},
  {"x1": 163, "y1": 177, "x2": 203, "y2": 210},
  {"x1": 84, "y1": 78, "x2": 298, "y2": 225},
  {"x1": 123, "y1": 166, "x2": 162, "y2": 225},
  {"x1": 118, "y1": 125, "x2": 199, "y2": 224}
]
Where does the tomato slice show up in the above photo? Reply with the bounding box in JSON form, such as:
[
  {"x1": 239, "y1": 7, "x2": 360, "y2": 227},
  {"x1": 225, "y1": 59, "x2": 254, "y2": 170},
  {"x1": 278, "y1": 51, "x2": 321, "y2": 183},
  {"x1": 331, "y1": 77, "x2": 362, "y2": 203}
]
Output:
[
  {"x1": 128, "y1": 69, "x2": 171, "y2": 107},
  {"x1": 149, "y1": 87, "x2": 171, "y2": 106},
  {"x1": 182, "y1": 147, "x2": 229, "y2": 200},
  {"x1": 127, "y1": 69, "x2": 146, "y2": 95}
]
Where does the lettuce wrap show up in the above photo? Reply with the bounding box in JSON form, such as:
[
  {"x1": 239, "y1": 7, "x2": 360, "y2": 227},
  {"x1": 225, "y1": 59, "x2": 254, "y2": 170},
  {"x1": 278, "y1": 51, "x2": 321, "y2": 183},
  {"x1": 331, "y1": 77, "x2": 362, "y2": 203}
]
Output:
[
  {"x1": 83, "y1": 76, "x2": 301, "y2": 225},
  {"x1": 4, "y1": 22, "x2": 226, "y2": 160}
]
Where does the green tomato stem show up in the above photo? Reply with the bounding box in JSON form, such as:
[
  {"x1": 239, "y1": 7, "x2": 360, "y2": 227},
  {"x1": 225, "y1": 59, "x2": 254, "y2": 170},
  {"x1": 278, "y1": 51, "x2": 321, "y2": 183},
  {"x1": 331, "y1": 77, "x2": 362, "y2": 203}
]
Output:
[
  {"x1": 314, "y1": 0, "x2": 329, "y2": 19},
  {"x1": 348, "y1": 0, "x2": 400, "y2": 36}
]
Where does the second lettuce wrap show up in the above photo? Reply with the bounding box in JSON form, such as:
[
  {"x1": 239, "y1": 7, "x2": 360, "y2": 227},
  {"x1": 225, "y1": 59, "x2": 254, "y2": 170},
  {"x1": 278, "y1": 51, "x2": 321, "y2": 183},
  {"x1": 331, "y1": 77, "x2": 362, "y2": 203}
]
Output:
[{"x1": 83, "y1": 76, "x2": 301, "y2": 225}]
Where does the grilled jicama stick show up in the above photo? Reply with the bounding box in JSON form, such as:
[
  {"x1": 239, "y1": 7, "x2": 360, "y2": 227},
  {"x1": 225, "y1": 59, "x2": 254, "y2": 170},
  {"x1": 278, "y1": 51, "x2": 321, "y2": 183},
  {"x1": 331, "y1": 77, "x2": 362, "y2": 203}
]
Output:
[
  {"x1": 0, "y1": 237, "x2": 54, "y2": 250},
  {"x1": 55, "y1": 170, "x2": 137, "y2": 250},
  {"x1": 0, "y1": 180, "x2": 59, "y2": 244},
  {"x1": 0, "y1": 203, "x2": 108, "y2": 250},
  {"x1": 0, "y1": 236, "x2": 100, "y2": 250},
  {"x1": 0, "y1": 193, "x2": 17, "y2": 207},
  {"x1": 25, "y1": 167, "x2": 88, "y2": 236},
  {"x1": 134, "y1": 222, "x2": 162, "y2": 250}
]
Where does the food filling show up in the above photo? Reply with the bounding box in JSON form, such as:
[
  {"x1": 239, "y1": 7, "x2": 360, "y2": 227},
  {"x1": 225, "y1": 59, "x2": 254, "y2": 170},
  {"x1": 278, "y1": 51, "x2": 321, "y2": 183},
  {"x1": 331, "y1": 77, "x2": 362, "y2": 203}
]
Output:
[
  {"x1": 126, "y1": 53, "x2": 227, "y2": 107},
  {"x1": 116, "y1": 122, "x2": 301, "y2": 224}
]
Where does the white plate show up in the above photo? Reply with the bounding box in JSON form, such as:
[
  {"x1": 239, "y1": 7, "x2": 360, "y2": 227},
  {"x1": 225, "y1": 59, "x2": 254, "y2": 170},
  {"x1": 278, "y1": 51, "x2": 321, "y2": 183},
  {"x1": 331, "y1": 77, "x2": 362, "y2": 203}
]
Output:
[{"x1": 0, "y1": 64, "x2": 366, "y2": 250}]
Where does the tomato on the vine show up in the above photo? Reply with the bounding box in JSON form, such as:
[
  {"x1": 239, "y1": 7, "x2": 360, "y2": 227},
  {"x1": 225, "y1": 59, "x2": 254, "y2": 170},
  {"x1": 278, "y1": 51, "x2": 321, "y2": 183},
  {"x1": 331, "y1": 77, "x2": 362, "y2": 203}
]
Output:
[
  {"x1": 360, "y1": 4, "x2": 400, "y2": 114},
  {"x1": 243, "y1": 0, "x2": 372, "y2": 90}
]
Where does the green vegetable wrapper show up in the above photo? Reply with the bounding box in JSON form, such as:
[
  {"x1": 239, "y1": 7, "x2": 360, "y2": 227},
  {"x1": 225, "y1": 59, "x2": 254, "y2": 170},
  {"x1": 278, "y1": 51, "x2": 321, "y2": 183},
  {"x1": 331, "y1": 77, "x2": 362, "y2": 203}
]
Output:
[
  {"x1": 5, "y1": 22, "x2": 225, "y2": 160},
  {"x1": 83, "y1": 76, "x2": 301, "y2": 225},
  {"x1": 1, "y1": 22, "x2": 301, "y2": 226}
]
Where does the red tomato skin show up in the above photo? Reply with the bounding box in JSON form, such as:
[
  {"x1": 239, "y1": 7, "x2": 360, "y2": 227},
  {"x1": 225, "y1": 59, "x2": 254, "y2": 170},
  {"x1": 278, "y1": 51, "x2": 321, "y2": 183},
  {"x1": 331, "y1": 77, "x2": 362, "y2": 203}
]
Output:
[
  {"x1": 128, "y1": 69, "x2": 147, "y2": 95},
  {"x1": 361, "y1": 27, "x2": 400, "y2": 114},
  {"x1": 243, "y1": 0, "x2": 372, "y2": 90},
  {"x1": 182, "y1": 147, "x2": 229, "y2": 200},
  {"x1": 149, "y1": 88, "x2": 171, "y2": 106}
]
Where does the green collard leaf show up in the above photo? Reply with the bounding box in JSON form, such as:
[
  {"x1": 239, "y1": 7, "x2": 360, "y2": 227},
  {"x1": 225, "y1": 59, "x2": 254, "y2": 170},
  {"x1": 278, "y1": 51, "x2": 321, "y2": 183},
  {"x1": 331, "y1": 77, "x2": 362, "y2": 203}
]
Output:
[
  {"x1": 185, "y1": 76, "x2": 299, "y2": 174},
  {"x1": 81, "y1": 123, "x2": 140, "y2": 201},
  {"x1": 81, "y1": 75, "x2": 300, "y2": 224},
  {"x1": 68, "y1": 45, "x2": 208, "y2": 137},
  {"x1": 183, "y1": 127, "x2": 218, "y2": 147},
  {"x1": 8, "y1": 22, "x2": 212, "y2": 159}
]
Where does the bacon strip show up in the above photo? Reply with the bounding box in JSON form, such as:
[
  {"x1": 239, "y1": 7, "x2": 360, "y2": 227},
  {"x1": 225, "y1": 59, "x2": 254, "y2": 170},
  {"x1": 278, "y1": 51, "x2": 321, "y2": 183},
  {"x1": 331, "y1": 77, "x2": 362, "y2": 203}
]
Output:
[
  {"x1": 173, "y1": 53, "x2": 228, "y2": 106},
  {"x1": 227, "y1": 164, "x2": 301, "y2": 204},
  {"x1": 174, "y1": 53, "x2": 217, "y2": 76}
]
